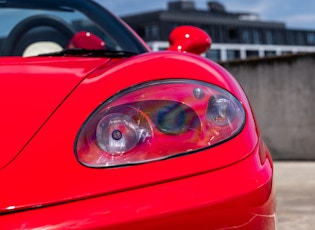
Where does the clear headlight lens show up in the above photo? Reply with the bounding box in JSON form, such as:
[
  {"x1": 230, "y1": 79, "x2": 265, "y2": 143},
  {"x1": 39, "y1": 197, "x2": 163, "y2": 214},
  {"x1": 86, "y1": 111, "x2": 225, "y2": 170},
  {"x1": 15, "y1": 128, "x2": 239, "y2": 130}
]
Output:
[
  {"x1": 207, "y1": 95, "x2": 238, "y2": 126},
  {"x1": 96, "y1": 113, "x2": 141, "y2": 155},
  {"x1": 75, "y1": 80, "x2": 245, "y2": 168}
]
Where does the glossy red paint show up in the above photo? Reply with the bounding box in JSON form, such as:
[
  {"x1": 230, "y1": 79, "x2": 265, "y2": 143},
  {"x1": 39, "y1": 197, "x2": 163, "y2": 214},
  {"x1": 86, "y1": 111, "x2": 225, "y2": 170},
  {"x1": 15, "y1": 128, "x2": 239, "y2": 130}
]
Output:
[
  {"x1": 0, "y1": 57, "x2": 108, "y2": 170},
  {"x1": 168, "y1": 26, "x2": 212, "y2": 54},
  {"x1": 0, "y1": 52, "x2": 275, "y2": 229},
  {"x1": 67, "y1": 31, "x2": 106, "y2": 50},
  {"x1": 0, "y1": 52, "x2": 259, "y2": 211},
  {"x1": 1, "y1": 142, "x2": 275, "y2": 229},
  {"x1": 0, "y1": 1, "x2": 275, "y2": 229}
]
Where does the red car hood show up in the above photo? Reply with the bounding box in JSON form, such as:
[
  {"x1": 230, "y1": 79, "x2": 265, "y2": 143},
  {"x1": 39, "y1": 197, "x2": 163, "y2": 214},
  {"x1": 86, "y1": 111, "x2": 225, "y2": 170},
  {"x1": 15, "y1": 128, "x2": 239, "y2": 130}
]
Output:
[{"x1": 0, "y1": 57, "x2": 108, "y2": 170}]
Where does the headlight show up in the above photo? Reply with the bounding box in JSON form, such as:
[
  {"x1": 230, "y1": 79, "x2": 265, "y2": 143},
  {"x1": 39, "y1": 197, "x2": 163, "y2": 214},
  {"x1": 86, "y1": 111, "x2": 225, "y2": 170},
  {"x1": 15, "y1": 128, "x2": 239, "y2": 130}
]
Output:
[{"x1": 75, "y1": 80, "x2": 245, "y2": 168}]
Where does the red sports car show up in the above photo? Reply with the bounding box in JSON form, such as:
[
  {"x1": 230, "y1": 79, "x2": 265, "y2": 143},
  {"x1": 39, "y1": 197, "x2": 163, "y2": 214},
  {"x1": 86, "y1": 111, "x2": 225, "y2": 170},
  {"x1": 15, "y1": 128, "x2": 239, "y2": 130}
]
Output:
[{"x1": 0, "y1": 0, "x2": 276, "y2": 229}]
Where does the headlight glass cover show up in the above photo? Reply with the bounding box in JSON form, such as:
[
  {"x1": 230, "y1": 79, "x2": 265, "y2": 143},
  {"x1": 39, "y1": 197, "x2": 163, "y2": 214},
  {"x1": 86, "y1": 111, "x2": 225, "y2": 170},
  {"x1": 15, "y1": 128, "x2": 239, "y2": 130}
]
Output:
[{"x1": 75, "y1": 80, "x2": 245, "y2": 168}]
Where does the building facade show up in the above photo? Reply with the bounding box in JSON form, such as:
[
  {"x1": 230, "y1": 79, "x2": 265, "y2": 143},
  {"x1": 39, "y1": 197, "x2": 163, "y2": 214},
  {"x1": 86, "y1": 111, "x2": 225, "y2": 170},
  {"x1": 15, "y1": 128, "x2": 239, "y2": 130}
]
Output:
[{"x1": 122, "y1": 1, "x2": 315, "y2": 61}]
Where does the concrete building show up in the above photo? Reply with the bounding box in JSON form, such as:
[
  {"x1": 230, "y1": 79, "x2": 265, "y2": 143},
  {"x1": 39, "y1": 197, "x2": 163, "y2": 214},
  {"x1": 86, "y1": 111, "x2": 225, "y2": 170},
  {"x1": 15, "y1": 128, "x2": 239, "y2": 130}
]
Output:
[{"x1": 122, "y1": 1, "x2": 315, "y2": 61}]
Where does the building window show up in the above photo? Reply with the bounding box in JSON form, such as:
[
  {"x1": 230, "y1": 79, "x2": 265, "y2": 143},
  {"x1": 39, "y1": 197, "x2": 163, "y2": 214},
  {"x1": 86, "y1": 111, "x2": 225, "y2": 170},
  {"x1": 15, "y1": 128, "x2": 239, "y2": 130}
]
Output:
[
  {"x1": 307, "y1": 32, "x2": 315, "y2": 45},
  {"x1": 275, "y1": 31, "x2": 285, "y2": 44},
  {"x1": 145, "y1": 24, "x2": 160, "y2": 40},
  {"x1": 246, "y1": 50, "x2": 259, "y2": 58},
  {"x1": 266, "y1": 30, "x2": 274, "y2": 44},
  {"x1": 296, "y1": 32, "x2": 305, "y2": 45},
  {"x1": 206, "y1": 49, "x2": 221, "y2": 61},
  {"x1": 242, "y1": 29, "x2": 251, "y2": 44},
  {"x1": 253, "y1": 29, "x2": 262, "y2": 44},
  {"x1": 170, "y1": 23, "x2": 181, "y2": 30},
  {"x1": 228, "y1": 28, "x2": 239, "y2": 41},
  {"x1": 208, "y1": 26, "x2": 216, "y2": 41},
  {"x1": 227, "y1": 50, "x2": 240, "y2": 60},
  {"x1": 287, "y1": 31, "x2": 296, "y2": 45},
  {"x1": 282, "y1": 51, "x2": 293, "y2": 55},
  {"x1": 265, "y1": 50, "x2": 277, "y2": 57}
]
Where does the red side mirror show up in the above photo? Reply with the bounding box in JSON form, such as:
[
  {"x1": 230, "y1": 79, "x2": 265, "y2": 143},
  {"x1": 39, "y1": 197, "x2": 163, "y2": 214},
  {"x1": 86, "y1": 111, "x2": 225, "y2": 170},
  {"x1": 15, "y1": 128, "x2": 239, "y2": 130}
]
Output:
[
  {"x1": 168, "y1": 26, "x2": 212, "y2": 55},
  {"x1": 67, "y1": 31, "x2": 105, "y2": 50}
]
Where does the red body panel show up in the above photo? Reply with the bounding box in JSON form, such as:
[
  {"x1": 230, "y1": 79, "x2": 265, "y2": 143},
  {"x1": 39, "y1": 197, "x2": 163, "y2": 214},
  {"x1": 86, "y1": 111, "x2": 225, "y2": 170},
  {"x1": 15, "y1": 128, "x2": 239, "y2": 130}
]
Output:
[
  {"x1": 0, "y1": 52, "x2": 259, "y2": 212},
  {"x1": 0, "y1": 0, "x2": 275, "y2": 229},
  {"x1": 0, "y1": 57, "x2": 108, "y2": 170},
  {"x1": 0, "y1": 52, "x2": 275, "y2": 229},
  {"x1": 1, "y1": 145, "x2": 275, "y2": 229}
]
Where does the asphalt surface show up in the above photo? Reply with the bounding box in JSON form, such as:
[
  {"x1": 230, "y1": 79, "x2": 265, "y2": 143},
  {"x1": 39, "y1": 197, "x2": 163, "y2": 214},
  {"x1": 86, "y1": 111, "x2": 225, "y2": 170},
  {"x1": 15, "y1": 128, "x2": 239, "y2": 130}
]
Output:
[{"x1": 274, "y1": 161, "x2": 315, "y2": 230}]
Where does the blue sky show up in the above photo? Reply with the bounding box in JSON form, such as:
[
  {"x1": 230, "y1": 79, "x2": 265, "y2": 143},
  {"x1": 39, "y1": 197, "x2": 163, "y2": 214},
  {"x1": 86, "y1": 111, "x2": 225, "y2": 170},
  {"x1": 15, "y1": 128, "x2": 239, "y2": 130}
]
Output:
[{"x1": 95, "y1": 0, "x2": 315, "y2": 30}]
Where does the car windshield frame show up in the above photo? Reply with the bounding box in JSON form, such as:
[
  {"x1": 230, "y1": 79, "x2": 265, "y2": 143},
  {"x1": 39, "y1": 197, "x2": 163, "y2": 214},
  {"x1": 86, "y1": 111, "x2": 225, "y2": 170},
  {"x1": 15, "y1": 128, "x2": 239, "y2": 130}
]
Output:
[{"x1": 0, "y1": 0, "x2": 149, "y2": 56}]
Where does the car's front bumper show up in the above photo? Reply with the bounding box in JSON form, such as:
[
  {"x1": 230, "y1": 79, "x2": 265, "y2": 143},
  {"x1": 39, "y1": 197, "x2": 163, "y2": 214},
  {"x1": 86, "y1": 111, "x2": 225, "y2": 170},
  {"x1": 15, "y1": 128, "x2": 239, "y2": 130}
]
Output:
[{"x1": 1, "y1": 148, "x2": 275, "y2": 230}]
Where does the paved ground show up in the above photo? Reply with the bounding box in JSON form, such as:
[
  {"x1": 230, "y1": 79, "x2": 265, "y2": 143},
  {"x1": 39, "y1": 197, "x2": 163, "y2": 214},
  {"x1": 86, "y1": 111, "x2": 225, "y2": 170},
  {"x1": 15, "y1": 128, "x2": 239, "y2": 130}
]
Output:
[{"x1": 274, "y1": 161, "x2": 315, "y2": 230}]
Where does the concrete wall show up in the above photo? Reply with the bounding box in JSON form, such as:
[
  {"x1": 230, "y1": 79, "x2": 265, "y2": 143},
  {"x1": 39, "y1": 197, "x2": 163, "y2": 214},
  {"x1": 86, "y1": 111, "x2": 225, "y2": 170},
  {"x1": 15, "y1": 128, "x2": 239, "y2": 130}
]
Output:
[{"x1": 220, "y1": 53, "x2": 315, "y2": 160}]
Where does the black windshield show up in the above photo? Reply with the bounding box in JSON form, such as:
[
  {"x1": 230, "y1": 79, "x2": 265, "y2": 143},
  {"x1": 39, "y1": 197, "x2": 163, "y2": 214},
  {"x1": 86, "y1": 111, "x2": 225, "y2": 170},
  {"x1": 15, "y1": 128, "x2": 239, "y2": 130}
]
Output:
[{"x1": 0, "y1": 0, "x2": 149, "y2": 56}]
